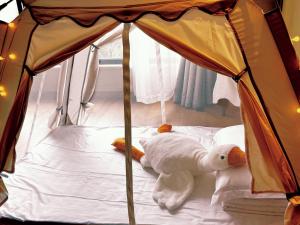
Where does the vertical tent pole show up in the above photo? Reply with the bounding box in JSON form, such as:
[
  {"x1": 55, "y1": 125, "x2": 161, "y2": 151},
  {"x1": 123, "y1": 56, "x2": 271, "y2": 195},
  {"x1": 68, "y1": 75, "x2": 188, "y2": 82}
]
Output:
[
  {"x1": 24, "y1": 72, "x2": 46, "y2": 157},
  {"x1": 122, "y1": 23, "x2": 136, "y2": 225},
  {"x1": 155, "y1": 43, "x2": 167, "y2": 124}
]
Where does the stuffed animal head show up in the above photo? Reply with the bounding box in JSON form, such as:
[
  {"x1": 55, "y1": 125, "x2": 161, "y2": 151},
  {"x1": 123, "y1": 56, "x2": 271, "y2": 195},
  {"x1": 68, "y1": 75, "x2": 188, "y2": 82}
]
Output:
[{"x1": 205, "y1": 144, "x2": 246, "y2": 171}]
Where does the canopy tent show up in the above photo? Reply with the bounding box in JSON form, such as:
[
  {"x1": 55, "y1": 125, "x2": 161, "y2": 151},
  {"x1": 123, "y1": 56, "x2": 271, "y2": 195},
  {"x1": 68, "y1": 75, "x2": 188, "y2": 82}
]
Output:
[{"x1": 0, "y1": 0, "x2": 300, "y2": 224}]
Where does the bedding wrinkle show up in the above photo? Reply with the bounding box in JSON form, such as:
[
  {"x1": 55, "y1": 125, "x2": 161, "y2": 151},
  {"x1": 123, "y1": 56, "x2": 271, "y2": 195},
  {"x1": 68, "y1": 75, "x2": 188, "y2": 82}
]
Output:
[{"x1": 0, "y1": 126, "x2": 283, "y2": 225}]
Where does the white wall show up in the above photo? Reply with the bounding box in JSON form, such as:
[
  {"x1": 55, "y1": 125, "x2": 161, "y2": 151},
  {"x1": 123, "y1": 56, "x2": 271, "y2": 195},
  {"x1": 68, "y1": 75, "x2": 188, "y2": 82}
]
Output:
[
  {"x1": 96, "y1": 65, "x2": 123, "y2": 93},
  {"x1": 31, "y1": 64, "x2": 123, "y2": 97}
]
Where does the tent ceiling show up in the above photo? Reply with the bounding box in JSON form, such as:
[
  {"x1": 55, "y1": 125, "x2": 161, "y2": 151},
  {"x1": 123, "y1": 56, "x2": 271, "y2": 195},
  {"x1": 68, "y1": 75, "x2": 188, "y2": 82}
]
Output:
[{"x1": 22, "y1": 0, "x2": 237, "y2": 25}]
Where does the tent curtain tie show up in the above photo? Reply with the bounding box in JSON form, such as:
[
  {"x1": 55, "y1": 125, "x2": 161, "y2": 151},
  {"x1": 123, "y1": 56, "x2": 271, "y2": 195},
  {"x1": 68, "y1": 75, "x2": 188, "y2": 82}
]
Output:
[
  {"x1": 232, "y1": 67, "x2": 248, "y2": 83},
  {"x1": 80, "y1": 102, "x2": 94, "y2": 109},
  {"x1": 24, "y1": 65, "x2": 36, "y2": 77},
  {"x1": 91, "y1": 44, "x2": 99, "y2": 49},
  {"x1": 286, "y1": 191, "x2": 300, "y2": 203},
  {"x1": 55, "y1": 106, "x2": 63, "y2": 112}
]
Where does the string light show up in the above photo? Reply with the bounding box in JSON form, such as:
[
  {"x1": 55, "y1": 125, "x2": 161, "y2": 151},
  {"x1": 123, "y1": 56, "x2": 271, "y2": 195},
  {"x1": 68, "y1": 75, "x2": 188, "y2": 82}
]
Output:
[
  {"x1": 0, "y1": 91, "x2": 7, "y2": 97},
  {"x1": 8, "y1": 53, "x2": 16, "y2": 60},
  {"x1": 292, "y1": 36, "x2": 300, "y2": 43},
  {"x1": 0, "y1": 85, "x2": 7, "y2": 97},
  {"x1": 297, "y1": 107, "x2": 300, "y2": 114},
  {"x1": 8, "y1": 22, "x2": 15, "y2": 29}
]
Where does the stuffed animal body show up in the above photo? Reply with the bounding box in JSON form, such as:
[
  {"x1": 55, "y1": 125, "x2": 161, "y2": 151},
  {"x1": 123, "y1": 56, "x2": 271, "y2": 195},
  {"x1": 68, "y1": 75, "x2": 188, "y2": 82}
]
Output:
[
  {"x1": 139, "y1": 133, "x2": 246, "y2": 211},
  {"x1": 112, "y1": 130, "x2": 246, "y2": 211},
  {"x1": 140, "y1": 133, "x2": 210, "y2": 175}
]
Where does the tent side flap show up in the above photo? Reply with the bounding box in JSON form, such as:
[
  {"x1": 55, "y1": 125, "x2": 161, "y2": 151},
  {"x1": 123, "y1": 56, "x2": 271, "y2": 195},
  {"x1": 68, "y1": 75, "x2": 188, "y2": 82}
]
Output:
[
  {"x1": 0, "y1": 10, "x2": 37, "y2": 172},
  {"x1": 0, "y1": 71, "x2": 32, "y2": 173},
  {"x1": 26, "y1": 16, "x2": 119, "y2": 72},
  {"x1": 0, "y1": 21, "x2": 8, "y2": 51},
  {"x1": 135, "y1": 9, "x2": 245, "y2": 77},
  {"x1": 265, "y1": 10, "x2": 300, "y2": 103},
  {"x1": 239, "y1": 74, "x2": 296, "y2": 193},
  {"x1": 282, "y1": 1, "x2": 300, "y2": 58},
  {"x1": 229, "y1": 0, "x2": 300, "y2": 191}
]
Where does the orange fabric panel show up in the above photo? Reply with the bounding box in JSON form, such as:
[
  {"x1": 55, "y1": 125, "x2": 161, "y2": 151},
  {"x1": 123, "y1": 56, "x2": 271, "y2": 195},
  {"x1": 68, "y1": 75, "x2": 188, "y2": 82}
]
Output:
[
  {"x1": 252, "y1": 0, "x2": 277, "y2": 13},
  {"x1": 0, "y1": 10, "x2": 37, "y2": 156},
  {"x1": 0, "y1": 21, "x2": 8, "y2": 53},
  {"x1": 135, "y1": 9, "x2": 245, "y2": 77},
  {"x1": 285, "y1": 202, "x2": 300, "y2": 225},
  {"x1": 238, "y1": 75, "x2": 297, "y2": 193},
  {"x1": 26, "y1": 17, "x2": 118, "y2": 73},
  {"x1": 25, "y1": 0, "x2": 237, "y2": 24},
  {"x1": 0, "y1": 71, "x2": 32, "y2": 173},
  {"x1": 265, "y1": 10, "x2": 300, "y2": 103},
  {"x1": 0, "y1": 178, "x2": 8, "y2": 207},
  {"x1": 230, "y1": 0, "x2": 300, "y2": 188},
  {"x1": 282, "y1": 1, "x2": 300, "y2": 68}
]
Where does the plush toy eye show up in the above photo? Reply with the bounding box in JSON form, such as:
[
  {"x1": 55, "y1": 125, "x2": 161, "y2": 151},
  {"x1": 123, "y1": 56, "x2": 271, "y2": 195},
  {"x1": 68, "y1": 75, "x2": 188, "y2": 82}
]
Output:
[{"x1": 220, "y1": 155, "x2": 225, "y2": 160}]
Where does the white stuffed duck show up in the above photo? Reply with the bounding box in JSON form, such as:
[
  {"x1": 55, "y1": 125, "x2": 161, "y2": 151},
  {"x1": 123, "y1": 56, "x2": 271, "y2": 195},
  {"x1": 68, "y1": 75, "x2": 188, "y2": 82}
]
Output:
[
  {"x1": 139, "y1": 132, "x2": 246, "y2": 211},
  {"x1": 111, "y1": 125, "x2": 246, "y2": 211}
]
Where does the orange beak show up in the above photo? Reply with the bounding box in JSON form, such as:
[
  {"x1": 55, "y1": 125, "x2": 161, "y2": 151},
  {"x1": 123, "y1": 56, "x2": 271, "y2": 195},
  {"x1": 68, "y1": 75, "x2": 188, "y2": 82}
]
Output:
[{"x1": 228, "y1": 146, "x2": 246, "y2": 167}]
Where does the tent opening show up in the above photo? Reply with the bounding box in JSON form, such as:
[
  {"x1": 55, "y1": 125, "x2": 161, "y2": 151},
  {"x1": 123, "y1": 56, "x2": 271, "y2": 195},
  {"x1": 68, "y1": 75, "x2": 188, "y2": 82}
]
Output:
[{"x1": 1, "y1": 0, "x2": 300, "y2": 224}]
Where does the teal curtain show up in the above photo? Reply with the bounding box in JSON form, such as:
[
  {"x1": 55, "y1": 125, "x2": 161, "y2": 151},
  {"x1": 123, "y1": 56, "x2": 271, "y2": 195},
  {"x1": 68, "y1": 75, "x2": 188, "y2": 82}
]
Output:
[{"x1": 173, "y1": 59, "x2": 217, "y2": 111}]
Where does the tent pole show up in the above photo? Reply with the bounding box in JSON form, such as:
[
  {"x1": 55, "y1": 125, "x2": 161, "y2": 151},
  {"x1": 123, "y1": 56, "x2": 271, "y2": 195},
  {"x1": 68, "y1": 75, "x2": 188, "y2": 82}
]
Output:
[
  {"x1": 122, "y1": 23, "x2": 136, "y2": 225},
  {"x1": 155, "y1": 43, "x2": 167, "y2": 124}
]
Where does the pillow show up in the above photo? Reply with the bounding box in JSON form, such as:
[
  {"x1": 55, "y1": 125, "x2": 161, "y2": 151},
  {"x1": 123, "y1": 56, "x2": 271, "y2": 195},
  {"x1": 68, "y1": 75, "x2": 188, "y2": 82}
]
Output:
[
  {"x1": 213, "y1": 125, "x2": 245, "y2": 149},
  {"x1": 211, "y1": 125, "x2": 285, "y2": 205},
  {"x1": 211, "y1": 166, "x2": 285, "y2": 205}
]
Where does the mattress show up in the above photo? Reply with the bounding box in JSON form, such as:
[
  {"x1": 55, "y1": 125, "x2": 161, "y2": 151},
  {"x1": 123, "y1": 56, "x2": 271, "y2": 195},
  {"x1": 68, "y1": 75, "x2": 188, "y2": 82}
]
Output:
[{"x1": 0, "y1": 126, "x2": 284, "y2": 225}]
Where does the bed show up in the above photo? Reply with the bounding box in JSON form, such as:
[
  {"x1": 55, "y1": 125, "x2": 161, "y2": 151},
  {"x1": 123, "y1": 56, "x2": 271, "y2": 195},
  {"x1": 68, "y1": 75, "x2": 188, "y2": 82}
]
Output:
[{"x1": 0, "y1": 126, "x2": 284, "y2": 225}]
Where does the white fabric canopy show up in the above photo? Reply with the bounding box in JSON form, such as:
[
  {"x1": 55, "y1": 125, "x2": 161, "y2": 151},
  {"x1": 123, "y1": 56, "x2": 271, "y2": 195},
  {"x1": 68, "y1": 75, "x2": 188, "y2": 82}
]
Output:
[{"x1": 130, "y1": 27, "x2": 181, "y2": 104}]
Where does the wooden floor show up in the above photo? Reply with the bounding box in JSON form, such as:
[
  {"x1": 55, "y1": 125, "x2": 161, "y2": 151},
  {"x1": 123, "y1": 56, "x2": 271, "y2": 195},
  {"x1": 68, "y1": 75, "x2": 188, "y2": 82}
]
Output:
[{"x1": 82, "y1": 92, "x2": 242, "y2": 127}]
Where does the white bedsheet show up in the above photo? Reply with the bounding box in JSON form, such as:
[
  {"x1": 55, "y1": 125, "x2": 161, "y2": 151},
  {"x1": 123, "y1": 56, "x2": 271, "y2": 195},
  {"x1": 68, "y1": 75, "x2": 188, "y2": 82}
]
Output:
[{"x1": 0, "y1": 126, "x2": 283, "y2": 225}]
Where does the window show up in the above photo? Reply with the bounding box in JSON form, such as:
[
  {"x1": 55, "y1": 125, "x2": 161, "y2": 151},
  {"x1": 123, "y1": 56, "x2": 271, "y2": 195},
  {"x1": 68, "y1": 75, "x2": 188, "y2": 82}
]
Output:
[{"x1": 98, "y1": 39, "x2": 122, "y2": 65}]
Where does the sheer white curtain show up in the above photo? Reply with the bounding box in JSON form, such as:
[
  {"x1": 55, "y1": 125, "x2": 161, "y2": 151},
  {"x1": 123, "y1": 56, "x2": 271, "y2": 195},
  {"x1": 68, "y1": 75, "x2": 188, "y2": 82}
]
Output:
[{"x1": 130, "y1": 27, "x2": 181, "y2": 104}]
